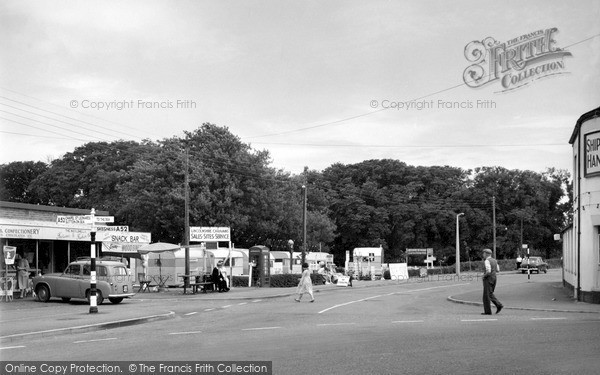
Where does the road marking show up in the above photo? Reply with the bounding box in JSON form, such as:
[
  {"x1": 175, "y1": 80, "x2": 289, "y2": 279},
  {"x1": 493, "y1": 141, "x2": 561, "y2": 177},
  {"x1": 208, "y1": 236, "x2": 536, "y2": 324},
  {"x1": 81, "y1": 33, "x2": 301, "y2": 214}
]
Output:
[
  {"x1": 318, "y1": 284, "x2": 470, "y2": 314},
  {"x1": 238, "y1": 302, "x2": 247, "y2": 306},
  {"x1": 73, "y1": 338, "x2": 117, "y2": 344},
  {"x1": 318, "y1": 295, "x2": 383, "y2": 314},
  {"x1": 392, "y1": 320, "x2": 425, "y2": 324},
  {"x1": 530, "y1": 317, "x2": 567, "y2": 320},
  {"x1": 0, "y1": 346, "x2": 26, "y2": 350},
  {"x1": 204, "y1": 308, "x2": 215, "y2": 312},
  {"x1": 222, "y1": 305, "x2": 232, "y2": 308},
  {"x1": 184, "y1": 312, "x2": 198, "y2": 316},
  {"x1": 252, "y1": 299, "x2": 262, "y2": 303},
  {"x1": 316, "y1": 323, "x2": 356, "y2": 326},
  {"x1": 169, "y1": 331, "x2": 203, "y2": 335},
  {"x1": 461, "y1": 319, "x2": 498, "y2": 322},
  {"x1": 242, "y1": 327, "x2": 281, "y2": 331}
]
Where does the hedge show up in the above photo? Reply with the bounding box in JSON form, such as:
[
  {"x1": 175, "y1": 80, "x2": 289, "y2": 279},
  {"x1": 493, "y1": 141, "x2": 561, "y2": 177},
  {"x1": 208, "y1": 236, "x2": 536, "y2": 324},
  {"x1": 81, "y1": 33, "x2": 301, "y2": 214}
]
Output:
[{"x1": 232, "y1": 273, "x2": 326, "y2": 288}]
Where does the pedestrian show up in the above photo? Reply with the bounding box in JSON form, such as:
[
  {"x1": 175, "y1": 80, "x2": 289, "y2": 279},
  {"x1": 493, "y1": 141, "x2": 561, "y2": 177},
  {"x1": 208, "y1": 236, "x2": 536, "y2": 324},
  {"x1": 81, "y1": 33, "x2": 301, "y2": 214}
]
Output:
[
  {"x1": 295, "y1": 262, "x2": 315, "y2": 302},
  {"x1": 481, "y1": 248, "x2": 503, "y2": 315},
  {"x1": 516, "y1": 254, "x2": 522, "y2": 270},
  {"x1": 212, "y1": 261, "x2": 229, "y2": 292},
  {"x1": 15, "y1": 254, "x2": 30, "y2": 299}
]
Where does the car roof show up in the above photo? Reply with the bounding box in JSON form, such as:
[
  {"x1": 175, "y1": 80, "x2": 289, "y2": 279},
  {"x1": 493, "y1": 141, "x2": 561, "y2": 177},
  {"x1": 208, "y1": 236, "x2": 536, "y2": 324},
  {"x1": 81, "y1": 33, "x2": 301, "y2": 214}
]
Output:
[{"x1": 70, "y1": 260, "x2": 127, "y2": 266}]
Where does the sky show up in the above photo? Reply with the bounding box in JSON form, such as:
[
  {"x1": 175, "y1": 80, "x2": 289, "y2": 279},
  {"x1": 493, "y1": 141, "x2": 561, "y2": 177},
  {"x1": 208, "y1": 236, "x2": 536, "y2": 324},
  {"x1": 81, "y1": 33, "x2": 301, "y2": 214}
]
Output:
[{"x1": 0, "y1": 0, "x2": 599, "y2": 175}]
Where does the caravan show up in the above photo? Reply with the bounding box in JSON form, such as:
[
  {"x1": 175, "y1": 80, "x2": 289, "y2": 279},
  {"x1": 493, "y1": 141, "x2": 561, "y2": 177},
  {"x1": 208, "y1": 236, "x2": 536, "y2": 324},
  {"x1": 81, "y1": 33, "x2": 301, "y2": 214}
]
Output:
[
  {"x1": 135, "y1": 248, "x2": 215, "y2": 287},
  {"x1": 352, "y1": 246, "x2": 384, "y2": 278}
]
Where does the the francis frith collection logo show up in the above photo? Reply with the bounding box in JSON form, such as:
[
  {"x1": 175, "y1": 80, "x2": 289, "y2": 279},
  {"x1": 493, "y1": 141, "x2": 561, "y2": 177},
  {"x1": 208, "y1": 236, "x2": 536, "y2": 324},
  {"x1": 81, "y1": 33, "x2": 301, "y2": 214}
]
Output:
[{"x1": 463, "y1": 28, "x2": 572, "y2": 92}]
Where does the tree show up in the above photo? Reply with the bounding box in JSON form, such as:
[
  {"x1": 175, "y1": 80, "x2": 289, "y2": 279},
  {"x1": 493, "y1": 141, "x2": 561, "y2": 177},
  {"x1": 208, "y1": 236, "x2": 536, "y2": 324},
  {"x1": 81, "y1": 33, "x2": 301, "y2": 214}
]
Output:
[{"x1": 0, "y1": 161, "x2": 48, "y2": 203}]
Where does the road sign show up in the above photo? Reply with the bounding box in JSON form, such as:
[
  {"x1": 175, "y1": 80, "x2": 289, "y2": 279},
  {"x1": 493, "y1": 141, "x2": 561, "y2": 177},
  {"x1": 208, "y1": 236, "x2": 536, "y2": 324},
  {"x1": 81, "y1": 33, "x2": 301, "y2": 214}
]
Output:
[
  {"x1": 190, "y1": 227, "x2": 231, "y2": 242},
  {"x1": 56, "y1": 215, "x2": 91, "y2": 224},
  {"x1": 56, "y1": 215, "x2": 114, "y2": 224},
  {"x1": 97, "y1": 231, "x2": 151, "y2": 243},
  {"x1": 96, "y1": 226, "x2": 129, "y2": 232}
]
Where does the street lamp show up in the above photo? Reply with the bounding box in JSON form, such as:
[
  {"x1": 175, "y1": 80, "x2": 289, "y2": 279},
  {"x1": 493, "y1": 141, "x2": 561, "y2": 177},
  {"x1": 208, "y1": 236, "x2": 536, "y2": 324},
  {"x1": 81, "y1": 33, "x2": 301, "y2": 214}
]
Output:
[
  {"x1": 287, "y1": 239, "x2": 294, "y2": 272},
  {"x1": 456, "y1": 213, "x2": 464, "y2": 278}
]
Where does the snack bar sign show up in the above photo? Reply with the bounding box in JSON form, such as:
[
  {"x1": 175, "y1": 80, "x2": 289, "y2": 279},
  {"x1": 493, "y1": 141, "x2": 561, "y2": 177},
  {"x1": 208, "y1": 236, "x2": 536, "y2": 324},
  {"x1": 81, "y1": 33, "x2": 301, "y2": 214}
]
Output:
[{"x1": 190, "y1": 227, "x2": 231, "y2": 242}]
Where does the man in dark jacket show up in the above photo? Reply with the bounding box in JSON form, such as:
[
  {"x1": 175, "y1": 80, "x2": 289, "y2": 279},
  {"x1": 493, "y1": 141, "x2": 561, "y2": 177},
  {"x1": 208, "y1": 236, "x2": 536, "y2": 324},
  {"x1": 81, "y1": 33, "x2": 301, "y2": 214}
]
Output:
[
  {"x1": 482, "y1": 248, "x2": 503, "y2": 315},
  {"x1": 212, "y1": 261, "x2": 229, "y2": 292}
]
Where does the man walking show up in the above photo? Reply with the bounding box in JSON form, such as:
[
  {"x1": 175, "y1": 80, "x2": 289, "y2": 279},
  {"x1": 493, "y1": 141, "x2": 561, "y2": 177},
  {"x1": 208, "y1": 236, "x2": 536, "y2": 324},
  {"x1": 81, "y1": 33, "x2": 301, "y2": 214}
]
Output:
[{"x1": 482, "y1": 248, "x2": 503, "y2": 315}]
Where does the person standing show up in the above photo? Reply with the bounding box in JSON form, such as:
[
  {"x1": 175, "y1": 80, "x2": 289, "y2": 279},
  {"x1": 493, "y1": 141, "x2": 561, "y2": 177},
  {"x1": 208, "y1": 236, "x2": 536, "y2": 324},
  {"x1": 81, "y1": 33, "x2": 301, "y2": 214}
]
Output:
[
  {"x1": 15, "y1": 254, "x2": 30, "y2": 299},
  {"x1": 482, "y1": 248, "x2": 503, "y2": 315},
  {"x1": 295, "y1": 263, "x2": 314, "y2": 302},
  {"x1": 516, "y1": 254, "x2": 522, "y2": 270}
]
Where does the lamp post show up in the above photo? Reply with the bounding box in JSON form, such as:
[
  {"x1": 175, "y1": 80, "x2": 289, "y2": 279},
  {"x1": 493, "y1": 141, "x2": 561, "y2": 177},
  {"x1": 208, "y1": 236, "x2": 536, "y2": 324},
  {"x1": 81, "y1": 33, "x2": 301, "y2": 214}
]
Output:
[
  {"x1": 287, "y1": 239, "x2": 294, "y2": 272},
  {"x1": 456, "y1": 213, "x2": 464, "y2": 278},
  {"x1": 301, "y1": 185, "x2": 307, "y2": 266}
]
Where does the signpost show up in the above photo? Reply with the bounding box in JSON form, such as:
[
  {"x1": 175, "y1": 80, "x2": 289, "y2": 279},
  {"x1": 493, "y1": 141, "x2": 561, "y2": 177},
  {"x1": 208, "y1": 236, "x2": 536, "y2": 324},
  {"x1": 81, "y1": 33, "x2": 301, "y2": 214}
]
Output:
[
  {"x1": 190, "y1": 227, "x2": 232, "y2": 288},
  {"x1": 58, "y1": 211, "x2": 115, "y2": 314}
]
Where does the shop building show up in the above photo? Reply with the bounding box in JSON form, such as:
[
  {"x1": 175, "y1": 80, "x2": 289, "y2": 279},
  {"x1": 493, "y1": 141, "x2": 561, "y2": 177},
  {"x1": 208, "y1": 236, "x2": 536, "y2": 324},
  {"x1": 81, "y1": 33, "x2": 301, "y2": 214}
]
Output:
[
  {"x1": 564, "y1": 106, "x2": 600, "y2": 303},
  {"x1": 0, "y1": 201, "x2": 109, "y2": 276}
]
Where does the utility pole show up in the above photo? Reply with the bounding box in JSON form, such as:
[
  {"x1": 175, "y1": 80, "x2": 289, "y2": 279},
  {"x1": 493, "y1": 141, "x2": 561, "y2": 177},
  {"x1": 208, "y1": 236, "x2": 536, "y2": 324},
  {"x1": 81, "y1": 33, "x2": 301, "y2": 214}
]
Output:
[
  {"x1": 456, "y1": 213, "x2": 464, "y2": 278},
  {"x1": 184, "y1": 148, "x2": 190, "y2": 290},
  {"x1": 301, "y1": 166, "x2": 308, "y2": 266},
  {"x1": 492, "y1": 196, "x2": 497, "y2": 259}
]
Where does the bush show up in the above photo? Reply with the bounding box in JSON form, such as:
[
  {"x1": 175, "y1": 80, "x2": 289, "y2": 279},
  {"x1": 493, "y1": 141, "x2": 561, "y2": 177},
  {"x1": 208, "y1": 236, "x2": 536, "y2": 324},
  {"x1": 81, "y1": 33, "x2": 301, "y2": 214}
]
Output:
[
  {"x1": 268, "y1": 273, "x2": 325, "y2": 288},
  {"x1": 232, "y1": 276, "x2": 249, "y2": 287}
]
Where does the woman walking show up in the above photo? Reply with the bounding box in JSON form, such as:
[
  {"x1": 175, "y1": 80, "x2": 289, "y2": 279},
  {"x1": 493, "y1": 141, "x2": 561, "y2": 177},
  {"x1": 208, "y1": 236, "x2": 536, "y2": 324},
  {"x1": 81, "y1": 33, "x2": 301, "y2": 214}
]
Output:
[{"x1": 295, "y1": 263, "x2": 315, "y2": 302}]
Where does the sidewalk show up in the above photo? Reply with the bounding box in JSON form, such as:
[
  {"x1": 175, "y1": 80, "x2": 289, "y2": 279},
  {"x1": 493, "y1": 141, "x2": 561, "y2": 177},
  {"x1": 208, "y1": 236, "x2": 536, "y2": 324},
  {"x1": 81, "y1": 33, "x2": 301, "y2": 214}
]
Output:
[{"x1": 447, "y1": 273, "x2": 600, "y2": 314}]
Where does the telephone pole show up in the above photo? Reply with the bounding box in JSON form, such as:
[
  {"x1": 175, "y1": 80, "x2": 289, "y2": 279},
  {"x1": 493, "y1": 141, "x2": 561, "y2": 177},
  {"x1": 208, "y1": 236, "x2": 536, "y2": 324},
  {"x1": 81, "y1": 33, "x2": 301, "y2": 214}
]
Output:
[
  {"x1": 184, "y1": 148, "x2": 190, "y2": 289},
  {"x1": 301, "y1": 166, "x2": 308, "y2": 266},
  {"x1": 492, "y1": 196, "x2": 497, "y2": 259}
]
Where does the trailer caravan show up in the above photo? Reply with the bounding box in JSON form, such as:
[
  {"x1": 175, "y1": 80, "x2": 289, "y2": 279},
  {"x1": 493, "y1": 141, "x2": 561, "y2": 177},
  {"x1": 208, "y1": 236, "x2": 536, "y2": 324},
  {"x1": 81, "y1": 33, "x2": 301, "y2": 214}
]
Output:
[
  {"x1": 352, "y1": 246, "x2": 384, "y2": 277},
  {"x1": 206, "y1": 248, "x2": 245, "y2": 276},
  {"x1": 270, "y1": 251, "x2": 293, "y2": 274},
  {"x1": 293, "y1": 252, "x2": 334, "y2": 272},
  {"x1": 136, "y1": 248, "x2": 215, "y2": 287}
]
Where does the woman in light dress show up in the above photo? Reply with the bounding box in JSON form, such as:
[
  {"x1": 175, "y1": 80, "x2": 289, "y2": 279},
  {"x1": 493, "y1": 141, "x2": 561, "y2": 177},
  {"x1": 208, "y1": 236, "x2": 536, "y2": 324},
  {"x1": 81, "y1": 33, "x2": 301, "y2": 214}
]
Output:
[{"x1": 295, "y1": 263, "x2": 314, "y2": 302}]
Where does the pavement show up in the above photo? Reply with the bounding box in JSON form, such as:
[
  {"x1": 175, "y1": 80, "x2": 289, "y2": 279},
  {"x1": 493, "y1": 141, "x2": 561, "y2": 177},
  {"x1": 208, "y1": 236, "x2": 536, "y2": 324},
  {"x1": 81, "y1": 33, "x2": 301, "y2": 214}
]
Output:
[
  {"x1": 448, "y1": 270, "x2": 600, "y2": 314},
  {"x1": 2, "y1": 270, "x2": 599, "y2": 343}
]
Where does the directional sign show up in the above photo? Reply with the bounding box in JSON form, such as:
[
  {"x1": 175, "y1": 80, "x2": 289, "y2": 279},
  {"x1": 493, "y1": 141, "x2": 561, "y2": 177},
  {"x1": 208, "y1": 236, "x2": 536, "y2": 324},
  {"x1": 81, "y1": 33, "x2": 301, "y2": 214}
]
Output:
[
  {"x1": 93, "y1": 216, "x2": 114, "y2": 223},
  {"x1": 96, "y1": 226, "x2": 129, "y2": 232},
  {"x1": 56, "y1": 215, "x2": 114, "y2": 224}
]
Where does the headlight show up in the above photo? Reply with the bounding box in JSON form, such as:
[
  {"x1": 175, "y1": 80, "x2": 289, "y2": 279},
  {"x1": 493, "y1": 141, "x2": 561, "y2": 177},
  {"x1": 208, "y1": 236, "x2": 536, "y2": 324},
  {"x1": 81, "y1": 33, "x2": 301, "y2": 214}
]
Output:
[{"x1": 123, "y1": 285, "x2": 128, "y2": 293}]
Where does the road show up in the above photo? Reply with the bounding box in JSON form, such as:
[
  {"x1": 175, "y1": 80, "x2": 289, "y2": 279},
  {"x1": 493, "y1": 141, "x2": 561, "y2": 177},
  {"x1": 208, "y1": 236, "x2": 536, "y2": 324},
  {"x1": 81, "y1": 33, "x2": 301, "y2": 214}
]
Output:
[{"x1": 2, "y1": 274, "x2": 600, "y2": 374}]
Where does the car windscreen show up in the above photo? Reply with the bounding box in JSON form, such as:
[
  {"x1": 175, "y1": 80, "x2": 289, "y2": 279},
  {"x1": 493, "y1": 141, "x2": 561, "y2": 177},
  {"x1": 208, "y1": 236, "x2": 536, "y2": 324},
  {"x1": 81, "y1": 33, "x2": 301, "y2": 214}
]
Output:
[{"x1": 112, "y1": 266, "x2": 128, "y2": 276}]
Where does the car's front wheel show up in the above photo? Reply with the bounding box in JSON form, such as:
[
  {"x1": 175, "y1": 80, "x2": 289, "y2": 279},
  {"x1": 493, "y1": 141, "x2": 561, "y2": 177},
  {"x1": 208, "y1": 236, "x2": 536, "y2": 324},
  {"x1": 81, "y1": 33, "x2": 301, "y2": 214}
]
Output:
[
  {"x1": 86, "y1": 290, "x2": 104, "y2": 305},
  {"x1": 109, "y1": 297, "x2": 123, "y2": 304},
  {"x1": 36, "y1": 285, "x2": 51, "y2": 302}
]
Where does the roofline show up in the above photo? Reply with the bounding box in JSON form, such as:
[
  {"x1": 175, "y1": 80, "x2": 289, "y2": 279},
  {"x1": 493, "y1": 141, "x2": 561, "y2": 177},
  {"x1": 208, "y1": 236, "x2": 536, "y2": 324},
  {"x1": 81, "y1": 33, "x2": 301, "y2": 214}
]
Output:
[
  {"x1": 569, "y1": 106, "x2": 600, "y2": 144},
  {"x1": 0, "y1": 201, "x2": 109, "y2": 216}
]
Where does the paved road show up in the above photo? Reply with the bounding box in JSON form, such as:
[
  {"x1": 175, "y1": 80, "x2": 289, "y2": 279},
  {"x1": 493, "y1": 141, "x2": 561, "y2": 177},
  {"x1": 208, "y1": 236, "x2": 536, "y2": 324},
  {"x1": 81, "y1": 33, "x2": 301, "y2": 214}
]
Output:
[{"x1": 2, "y1": 274, "x2": 599, "y2": 374}]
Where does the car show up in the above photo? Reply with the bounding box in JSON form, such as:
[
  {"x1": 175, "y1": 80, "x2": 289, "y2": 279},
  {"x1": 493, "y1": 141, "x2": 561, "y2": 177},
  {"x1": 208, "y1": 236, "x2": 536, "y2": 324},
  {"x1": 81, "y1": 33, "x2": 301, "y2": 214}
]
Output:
[
  {"x1": 520, "y1": 256, "x2": 548, "y2": 274},
  {"x1": 33, "y1": 259, "x2": 134, "y2": 304}
]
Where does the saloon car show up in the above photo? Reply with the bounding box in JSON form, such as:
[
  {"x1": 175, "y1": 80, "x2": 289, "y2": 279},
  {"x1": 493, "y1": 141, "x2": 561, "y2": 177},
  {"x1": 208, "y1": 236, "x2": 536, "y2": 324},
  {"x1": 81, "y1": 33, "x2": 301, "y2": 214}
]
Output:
[
  {"x1": 33, "y1": 259, "x2": 134, "y2": 304},
  {"x1": 520, "y1": 256, "x2": 548, "y2": 274}
]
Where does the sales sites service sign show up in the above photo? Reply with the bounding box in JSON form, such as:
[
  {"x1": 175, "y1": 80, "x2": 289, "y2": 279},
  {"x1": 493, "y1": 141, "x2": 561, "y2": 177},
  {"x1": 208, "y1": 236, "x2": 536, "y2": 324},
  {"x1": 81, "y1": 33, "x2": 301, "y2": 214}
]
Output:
[{"x1": 190, "y1": 227, "x2": 230, "y2": 242}]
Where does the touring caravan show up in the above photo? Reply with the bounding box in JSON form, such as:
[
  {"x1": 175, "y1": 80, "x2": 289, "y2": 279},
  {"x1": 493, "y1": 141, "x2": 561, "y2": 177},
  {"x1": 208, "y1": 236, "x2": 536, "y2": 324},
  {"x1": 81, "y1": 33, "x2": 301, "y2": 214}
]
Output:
[
  {"x1": 136, "y1": 247, "x2": 215, "y2": 287},
  {"x1": 352, "y1": 246, "x2": 384, "y2": 277},
  {"x1": 206, "y1": 248, "x2": 245, "y2": 276}
]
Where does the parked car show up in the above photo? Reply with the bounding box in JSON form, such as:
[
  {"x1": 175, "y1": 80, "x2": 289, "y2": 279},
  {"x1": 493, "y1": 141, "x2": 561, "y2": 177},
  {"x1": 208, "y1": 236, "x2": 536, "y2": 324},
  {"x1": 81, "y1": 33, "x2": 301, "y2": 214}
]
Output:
[
  {"x1": 520, "y1": 256, "x2": 548, "y2": 274},
  {"x1": 33, "y1": 259, "x2": 134, "y2": 304}
]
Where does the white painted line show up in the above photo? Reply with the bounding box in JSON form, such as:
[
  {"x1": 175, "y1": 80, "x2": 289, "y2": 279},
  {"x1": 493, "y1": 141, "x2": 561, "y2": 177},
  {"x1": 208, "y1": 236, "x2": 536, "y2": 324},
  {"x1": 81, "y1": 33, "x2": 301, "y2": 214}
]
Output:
[
  {"x1": 316, "y1": 323, "x2": 356, "y2": 326},
  {"x1": 238, "y1": 302, "x2": 247, "y2": 306},
  {"x1": 0, "y1": 345, "x2": 26, "y2": 350},
  {"x1": 252, "y1": 299, "x2": 262, "y2": 303},
  {"x1": 392, "y1": 320, "x2": 425, "y2": 324},
  {"x1": 184, "y1": 312, "x2": 198, "y2": 316},
  {"x1": 531, "y1": 317, "x2": 567, "y2": 320},
  {"x1": 222, "y1": 305, "x2": 232, "y2": 308},
  {"x1": 461, "y1": 319, "x2": 498, "y2": 322},
  {"x1": 169, "y1": 330, "x2": 203, "y2": 335},
  {"x1": 73, "y1": 337, "x2": 117, "y2": 344},
  {"x1": 318, "y1": 283, "x2": 471, "y2": 314},
  {"x1": 318, "y1": 295, "x2": 383, "y2": 314},
  {"x1": 204, "y1": 308, "x2": 215, "y2": 312},
  {"x1": 242, "y1": 327, "x2": 281, "y2": 331}
]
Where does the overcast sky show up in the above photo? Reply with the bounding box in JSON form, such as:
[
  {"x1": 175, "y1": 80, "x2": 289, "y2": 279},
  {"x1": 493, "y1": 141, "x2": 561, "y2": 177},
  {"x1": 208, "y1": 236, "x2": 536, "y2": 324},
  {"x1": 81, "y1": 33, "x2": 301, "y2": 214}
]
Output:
[{"x1": 1, "y1": 0, "x2": 599, "y2": 175}]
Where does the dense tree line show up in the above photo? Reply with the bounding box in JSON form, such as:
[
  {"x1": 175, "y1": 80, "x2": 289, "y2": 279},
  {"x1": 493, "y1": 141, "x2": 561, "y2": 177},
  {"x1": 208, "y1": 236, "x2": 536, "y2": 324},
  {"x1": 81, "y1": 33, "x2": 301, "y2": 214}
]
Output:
[{"x1": 0, "y1": 124, "x2": 570, "y2": 262}]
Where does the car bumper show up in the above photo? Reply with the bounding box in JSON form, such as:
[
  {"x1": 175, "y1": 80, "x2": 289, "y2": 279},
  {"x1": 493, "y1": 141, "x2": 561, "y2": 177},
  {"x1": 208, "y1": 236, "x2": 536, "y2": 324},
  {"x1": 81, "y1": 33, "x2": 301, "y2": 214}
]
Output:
[{"x1": 108, "y1": 293, "x2": 135, "y2": 298}]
